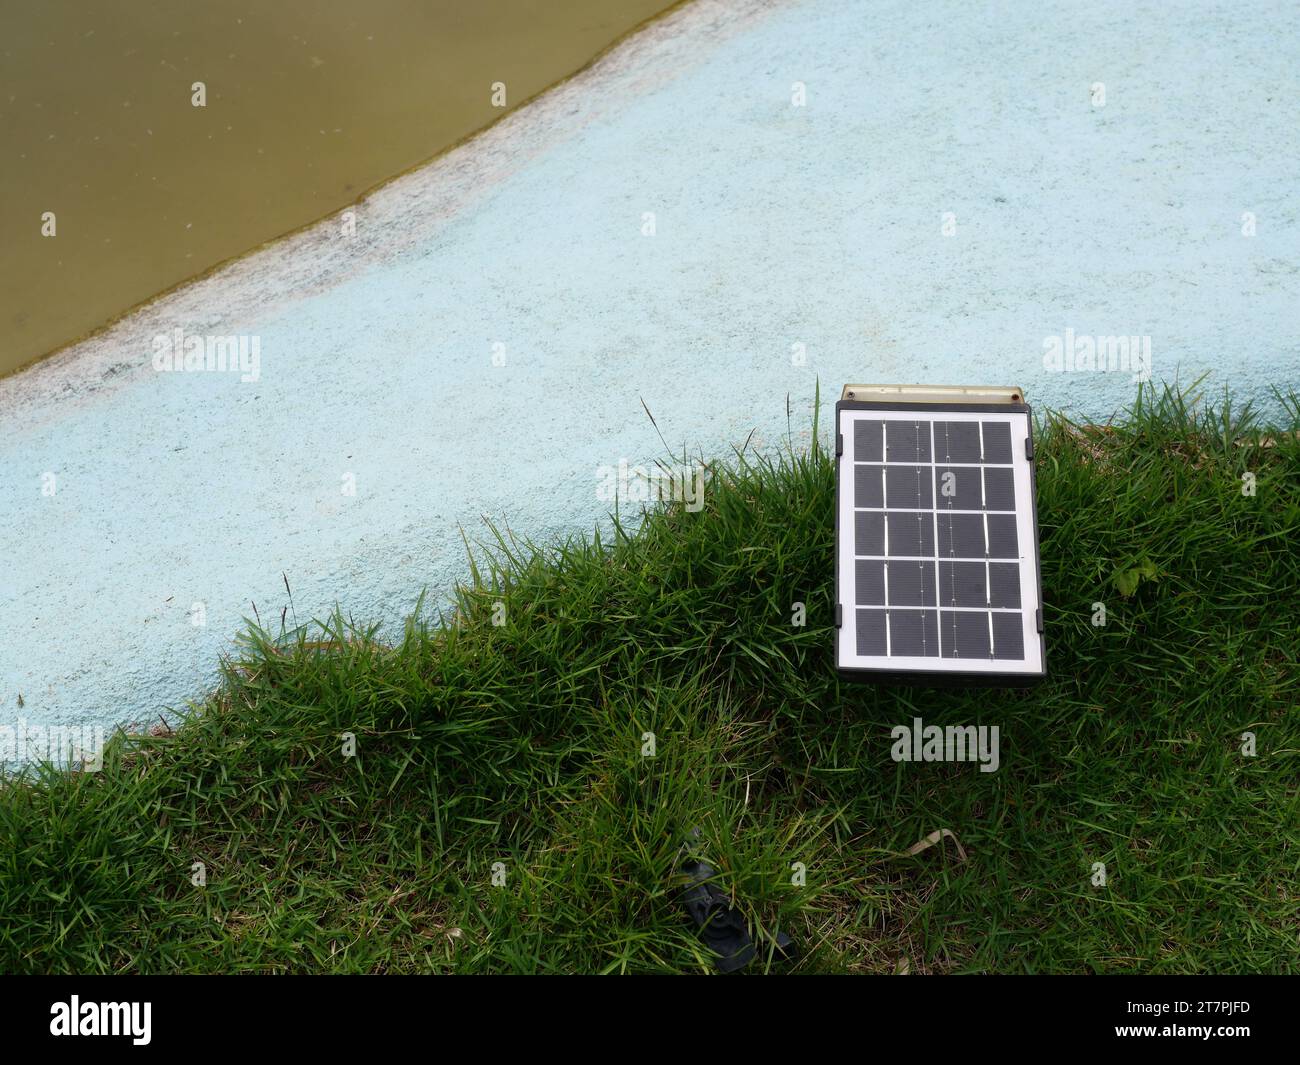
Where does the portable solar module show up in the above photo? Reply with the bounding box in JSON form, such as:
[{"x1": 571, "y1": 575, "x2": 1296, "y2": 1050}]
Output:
[{"x1": 835, "y1": 385, "x2": 1046, "y2": 684}]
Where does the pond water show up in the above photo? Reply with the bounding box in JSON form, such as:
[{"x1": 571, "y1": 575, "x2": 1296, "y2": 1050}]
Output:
[{"x1": 0, "y1": 0, "x2": 673, "y2": 377}]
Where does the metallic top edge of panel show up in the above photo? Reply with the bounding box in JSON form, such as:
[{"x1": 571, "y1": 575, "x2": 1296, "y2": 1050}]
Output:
[{"x1": 840, "y1": 383, "x2": 1024, "y2": 404}]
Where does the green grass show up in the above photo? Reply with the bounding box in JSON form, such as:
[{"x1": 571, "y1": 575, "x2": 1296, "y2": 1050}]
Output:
[{"x1": 2, "y1": 382, "x2": 1297, "y2": 974}]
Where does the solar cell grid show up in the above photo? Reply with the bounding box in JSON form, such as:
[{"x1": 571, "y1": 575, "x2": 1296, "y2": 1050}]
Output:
[{"x1": 837, "y1": 403, "x2": 1044, "y2": 680}]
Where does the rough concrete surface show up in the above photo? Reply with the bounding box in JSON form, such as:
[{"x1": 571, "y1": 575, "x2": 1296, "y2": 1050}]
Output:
[{"x1": 2, "y1": 0, "x2": 1297, "y2": 743}]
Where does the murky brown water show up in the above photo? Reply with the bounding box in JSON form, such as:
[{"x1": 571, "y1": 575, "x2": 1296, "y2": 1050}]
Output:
[{"x1": 0, "y1": 0, "x2": 674, "y2": 378}]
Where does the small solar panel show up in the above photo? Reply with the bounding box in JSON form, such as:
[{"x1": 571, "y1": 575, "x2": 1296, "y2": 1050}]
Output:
[{"x1": 835, "y1": 386, "x2": 1046, "y2": 683}]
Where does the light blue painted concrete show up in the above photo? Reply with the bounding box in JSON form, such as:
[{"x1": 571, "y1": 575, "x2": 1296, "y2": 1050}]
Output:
[{"x1": 2, "y1": 0, "x2": 1298, "y2": 746}]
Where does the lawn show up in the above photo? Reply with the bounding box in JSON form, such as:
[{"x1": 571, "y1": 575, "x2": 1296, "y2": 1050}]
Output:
[{"x1": 2, "y1": 383, "x2": 1297, "y2": 974}]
